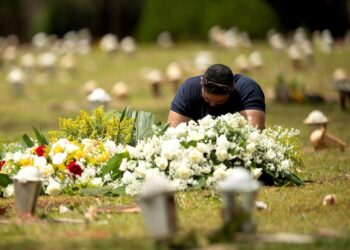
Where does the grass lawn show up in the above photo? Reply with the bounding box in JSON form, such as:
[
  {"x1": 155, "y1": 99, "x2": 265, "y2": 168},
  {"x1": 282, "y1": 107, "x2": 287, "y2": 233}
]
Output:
[{"x1": 0, "y1": 42, "x2": 349, "y2": 249}]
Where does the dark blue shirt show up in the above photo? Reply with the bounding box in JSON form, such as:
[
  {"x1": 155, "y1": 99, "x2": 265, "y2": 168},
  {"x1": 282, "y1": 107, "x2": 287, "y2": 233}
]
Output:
[{"x1": 170, "y1": 74, "x2": 265, "y2": 121}]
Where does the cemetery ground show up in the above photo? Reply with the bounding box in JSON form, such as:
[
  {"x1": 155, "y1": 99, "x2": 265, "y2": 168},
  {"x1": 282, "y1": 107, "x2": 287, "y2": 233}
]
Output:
[{"x1": 0, "y1": 42, "x2": 350, "y2": 249}]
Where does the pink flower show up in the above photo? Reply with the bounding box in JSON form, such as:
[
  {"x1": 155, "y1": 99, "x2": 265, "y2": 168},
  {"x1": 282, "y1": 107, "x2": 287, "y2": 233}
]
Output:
[{"x1": 66, "y1": 160, "x2": 83, "y2": 176}]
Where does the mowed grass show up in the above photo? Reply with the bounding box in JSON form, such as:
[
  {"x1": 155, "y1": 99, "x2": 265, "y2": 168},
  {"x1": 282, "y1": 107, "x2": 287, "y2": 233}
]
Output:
[{"x1": 0, "y1": 42, "x2": 350, "y2": 249}]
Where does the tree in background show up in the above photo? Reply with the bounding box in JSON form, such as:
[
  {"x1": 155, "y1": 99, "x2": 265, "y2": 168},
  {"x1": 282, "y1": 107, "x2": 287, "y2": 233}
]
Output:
[{"x1": 0, "y1": 0, "x2": 349, "y2": 42}]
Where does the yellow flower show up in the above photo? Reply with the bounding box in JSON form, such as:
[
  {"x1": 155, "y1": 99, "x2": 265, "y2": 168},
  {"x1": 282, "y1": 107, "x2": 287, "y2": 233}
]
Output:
[
  {"x1": 19, "y1": 158, "x2": 34, "y2": 166},
  {"x1": 74, "y1": 150, "x2": 85, "y2": 160},
  {"x1": 98, "y1": 152, "x2": 109, "y2": 163},
  {"x1": 53, "y1": 145, "x2": 64, "y2": 153}
]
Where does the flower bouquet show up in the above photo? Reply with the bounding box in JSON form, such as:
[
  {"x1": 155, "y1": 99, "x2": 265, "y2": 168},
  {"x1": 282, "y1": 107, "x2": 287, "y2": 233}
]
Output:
[{"x1": 0, "y1": 109, "x2": 304, "y2": 197}]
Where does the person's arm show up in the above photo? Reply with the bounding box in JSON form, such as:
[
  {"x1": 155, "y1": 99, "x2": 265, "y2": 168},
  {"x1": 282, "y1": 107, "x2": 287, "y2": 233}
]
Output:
[
  {"x1": 168, "y1": 110, "x2": 191, "y2": 127},
  {"x1": 239, "y1": 109, "x2": 265, "y2": 130}
]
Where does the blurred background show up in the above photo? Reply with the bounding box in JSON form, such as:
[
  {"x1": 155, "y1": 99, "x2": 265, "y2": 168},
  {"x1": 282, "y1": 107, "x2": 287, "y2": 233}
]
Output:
[
  {"x1": 0, "y1": 0, "x2": 350, "y2": 144},
  {"x1": 1, "y1": 0, "x2": 349, "y2": 42}
]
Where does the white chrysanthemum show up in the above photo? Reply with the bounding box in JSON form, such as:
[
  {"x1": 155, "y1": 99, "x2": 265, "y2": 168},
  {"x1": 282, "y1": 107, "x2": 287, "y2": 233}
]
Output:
[
  {"x1": 187, "y1": 148, "x2": 204, "y2": 164},
  {"x1": 33, "y1": 156, "x2": 47, "y2": 168},
  {"x1": 3, "y1": 184, "x2": 14, "y2": 198},
  {"x1": 119, "y1": 158, "x2": 129, "y2": 171},
  {"x1": 251, "y1": 168, "x2": 263, "y2": 179},
  {"x1": 266, "y1": 149, "x2": 276, "y2": 160},
  {"x1": 46, "y1": 179, "x2": 62, "y2": 196},
  {"x1": 103, "y1": 140, "x2": 117, "y2": 155},
  {"x1": 125, "y1": 181, "x2": 143, "y2": 196},
  {"x1": 177, "y1": 165, "x2": 192, "y2": 179},
  {"x1": 174, "y1": 122, "x2": 187, "y2": 137},
  {"x1": 216, "y1": 135, "x2": 230, "y2": 150},
  {"x1": 216, "y1": 147, "x2": 229, "y2": 161},
  {"x1": 280, "y1": 160, "x2": 291, "y2": 172},
  {"x1": 39, "y1": 164, "x2": 55, "y2": 177},
  {"x1": 249, "y1": 131, "x2": 260, "y2": 143},
  {"x1": 135, "y1": 163, "x2": 148, "y2": 178},
  {"x1": 52, "y1": 152, "x2": 67, "y2": 165},
  {"x1": 154, "y1": 156, "x2": 168, "y2": 170},
  {"x1": 246, "y1": 142, "x2": 256, "y2": 153},
  {"x1": 187, "y1": 129, "x2": 205, "y2": 141},
  {"x1": 121, "y1": 171, "x2": 136, "y2": 184},
  {"x1": 91, "y1": 177, "x2": 103, "y2": 187},
  {"x1": 125, "y1": 145, "x2": 138, "y2": 159},
  {"x1": 196, "y1": 142, "x2": 211, "y2": 154},
  {"x1": 198, "y1": 115, "x2": 216, "y2": 128},
  {"x1": 13, "y1": 151, "x2": 24, "y2": 163},
  {"x1": 213, "y1": 165, "x2": 227, "y2": 181},
  {"x1": 82, "y1": 138, "x2": 97, "y2": 154},
  {"x1": 161, "y1": 139, "x2": 180, "y2": 160},
  {"x1": 65, "y1": 142, "x2": 78, "y2": 153}
]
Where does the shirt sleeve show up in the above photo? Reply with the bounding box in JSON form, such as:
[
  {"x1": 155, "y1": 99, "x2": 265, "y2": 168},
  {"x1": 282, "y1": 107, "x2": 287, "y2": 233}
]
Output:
[
  {"x1": 170, "y1": 84, "x2": 192, "y2": 117},
  {"x1": 239, "y1": 80, "x2": 266, "y2": 112}
]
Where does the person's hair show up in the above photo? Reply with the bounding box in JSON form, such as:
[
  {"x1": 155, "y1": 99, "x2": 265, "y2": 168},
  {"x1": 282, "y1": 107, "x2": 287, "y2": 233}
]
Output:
[{"x1": 202, "y1": 64, "x2": 234, "y2": 95}]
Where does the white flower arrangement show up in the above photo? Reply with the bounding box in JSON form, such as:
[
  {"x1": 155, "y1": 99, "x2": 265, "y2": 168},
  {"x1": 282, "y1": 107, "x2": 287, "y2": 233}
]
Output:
[{"x1": 113, "y1": 113, "x2": 304, "y2": 195}]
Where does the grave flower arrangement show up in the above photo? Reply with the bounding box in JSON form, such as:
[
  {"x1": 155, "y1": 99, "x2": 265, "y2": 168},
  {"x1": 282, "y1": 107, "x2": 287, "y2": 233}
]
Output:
[{"x1": 0, "y1": 109, "x2": 304, "y2": 197}]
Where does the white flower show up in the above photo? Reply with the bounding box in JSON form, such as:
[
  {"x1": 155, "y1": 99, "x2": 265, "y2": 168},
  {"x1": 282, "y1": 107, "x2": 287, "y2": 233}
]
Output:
[
  {"x1": 121, "y1": 171, "x2": 136, "y2": 184},
  {"x1": 154, "y1": 157, "x2": 168, "y2": 170},
  {"x1": 33, "y1": 156, "x2": 47, "y2": 168},
  {"x1": 187, "y1": 148, "x2": 204, "y2": 164},
  {"x1": 39, "y1": 164, "x2": 55, "y2": 177},
  {"x1": 266, "y1": 149, "x2": 276, "y2": 160},
  {"x1": 91, "y1": 177, "x2": 103, "y2": 187},
  {"x1": 217, "y1": 135, "x2": 230, "y2": 150},
  {"x1": 246, "y1": 142, "x2": 256, "y2": 153},
  {"x1": 174, "y1": 122, "x2": 187, "y2": 137},
  {"x1": 249, "y1": 131, "x2": 260, "y2": 143},
  {"x1": 3, "y1": 184, "x2": 14, "y2": 198},
  {"x1": 65, "y1": 143, "x2": 78, "y2": 153},
  {"x1": 196, "y1": 142, "x2": 211, "y2": 153},
  {"x1": 103, "y1": 140, "x2": 117, "y2": 155},
  {"x1": 216, "y1": 148, "x2": 229, "y2": 161},
  {"x1": 213, "y1": 165, "x2": 226, "y2": 181},
  {"x1": 251, "y1": 168, "x2": 263, "y2": 179},
  {"x1": 281, "y1": 160, "x2": 291, "y2": 172},
  {"x1": 52, "y1": 152, "x2": 67, "y2": 165},
  {"x1": 161, "y1": 139, "x2": 180, "y2": 160},
  {"x1": 46, "y1": 179, "x2": 62, "y2": 196},
  {"x1": 177, "y1": 166, "x2": 192, "y2": 179}
]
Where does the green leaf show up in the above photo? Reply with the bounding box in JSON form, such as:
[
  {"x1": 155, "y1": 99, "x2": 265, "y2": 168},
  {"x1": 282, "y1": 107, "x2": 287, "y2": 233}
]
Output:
[
  {"x1": 134, "y1": 110, "x2": 155, "y2": 141},
  {"x1": 22, "y1": 134, "x2": 34, "y2": 147},
  {"x1": 110, "y1": 186, "x2": 126, "y2": 195},
  {"x1": 0, "y1": 174, "x2": 12, "y2": 187},
  {"x1": 33, "y1": 127, "x2": 49, "y2": 145},
  {"x1": 80, "y1": 186, "x2": 126, "y2": 196},
  {"x1": 180, "y1": 140, "x2": 197, "y2": 149},
  {"x1": 193, "y1": 176, "x2": 206, "y2": 190},
  {"x1": 100, "y1": 152, "x2": 129, "y2": 180},
  {"x1": 80, "y1": 186, "x2": 114, "y2": 196},
  {"x1": 286, "y1": 173, "x2": 304, "y2": 186},
  {"x1": 158, "y1": 122, "x2": 170, "y2": 135}
]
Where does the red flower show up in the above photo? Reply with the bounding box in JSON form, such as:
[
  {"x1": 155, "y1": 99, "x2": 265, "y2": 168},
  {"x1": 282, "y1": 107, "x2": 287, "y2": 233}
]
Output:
[
  {"x1": 0, "y1": 160, "x2": 5, "y2": 171},
  {"x1": 66, "y1": 160, "x2": 83, "y2": 176},
  {"x1": 35, "y1": 145, "x2": 46, "y2": 157}
]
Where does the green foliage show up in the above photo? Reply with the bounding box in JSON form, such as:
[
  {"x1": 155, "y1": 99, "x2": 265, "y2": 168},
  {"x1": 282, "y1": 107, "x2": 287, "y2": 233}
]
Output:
[
  {"x1": 80, "y1": 186, "x2": 126, "y2": 196},
  {"x1": 137, "y1": 0, "x2": 279, "y2": 41},
  {"x1": 22, "y1": 134, "x2": 34, "y2": 148},
  {"x1": 0, "y1": 174, "x2": 11, "y2": 188},
  {"x1": 100, "y1": 152, "x2": 130, "y2": 181},
  {"x1": 51, "y1": 107, "x2": 135, "y2": 145}
]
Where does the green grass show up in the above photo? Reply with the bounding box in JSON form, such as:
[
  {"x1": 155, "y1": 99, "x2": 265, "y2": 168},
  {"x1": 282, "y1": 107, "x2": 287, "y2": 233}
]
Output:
[{"x1": 0, "y1": 42, "x2": 350, "y2": 249}]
